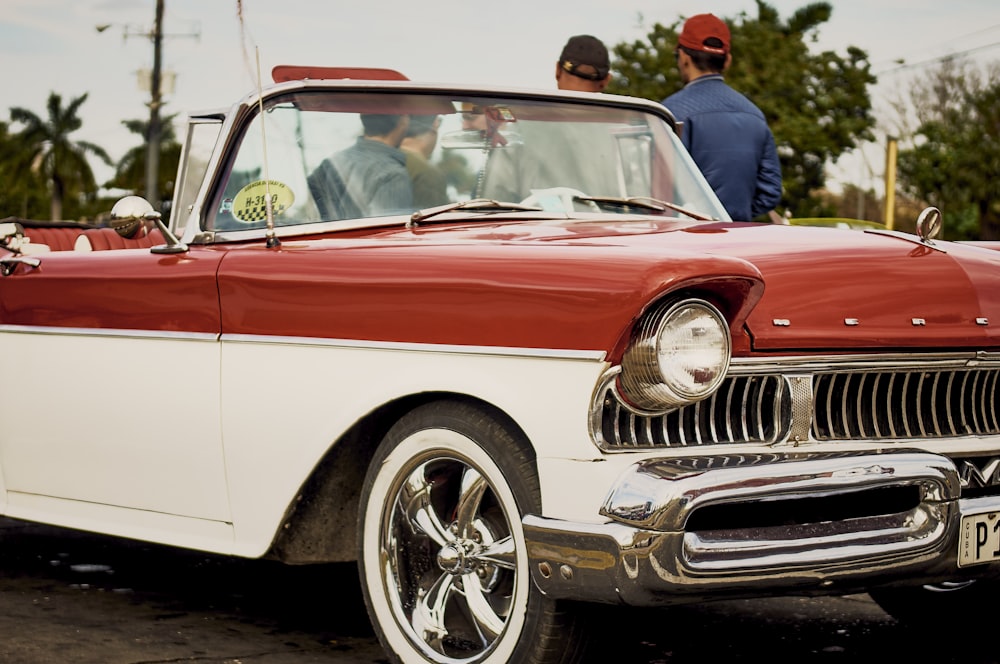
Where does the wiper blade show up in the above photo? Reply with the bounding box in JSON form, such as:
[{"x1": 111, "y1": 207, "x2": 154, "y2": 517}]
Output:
[
  {"x1": 408, "y1": 198, "x2": 543, "y2": 227},
  {"x1": 576, "y1": 195, "x2": 717, "y2": 222}
]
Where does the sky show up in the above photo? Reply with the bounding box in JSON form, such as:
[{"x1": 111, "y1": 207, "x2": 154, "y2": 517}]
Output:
[{"x1": 3, "y1": 0, "x2": 1000, "y2": 203}]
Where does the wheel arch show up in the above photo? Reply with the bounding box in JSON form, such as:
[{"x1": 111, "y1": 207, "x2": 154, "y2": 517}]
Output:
[{"x1": 266, "y1": 391, "x2": 535, "y2": 564}]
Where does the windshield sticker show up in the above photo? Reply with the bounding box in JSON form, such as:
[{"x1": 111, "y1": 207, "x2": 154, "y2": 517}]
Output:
[{"x1": 231, "y1": 180, "x2": 295, "y2": 223}]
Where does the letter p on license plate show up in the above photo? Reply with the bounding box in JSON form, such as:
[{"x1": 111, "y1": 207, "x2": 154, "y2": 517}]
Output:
[{"x1": 959, "y1": 511, "x2": 1000, "y2": 567}]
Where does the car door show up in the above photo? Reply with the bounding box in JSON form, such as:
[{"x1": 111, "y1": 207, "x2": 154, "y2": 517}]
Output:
[{"x1": 0, "y1": 246, "x2": 230, "y2": 532}]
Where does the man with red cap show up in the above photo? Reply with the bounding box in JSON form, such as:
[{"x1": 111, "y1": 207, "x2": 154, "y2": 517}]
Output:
[{"x1": 662, "y1": 13, "x2": 782, "y2": 221}]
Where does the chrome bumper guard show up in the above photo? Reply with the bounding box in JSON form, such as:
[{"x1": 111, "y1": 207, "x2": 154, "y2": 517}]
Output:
[{"x1": 524, "y1": 451, "x2": 1000, "y2": 605}]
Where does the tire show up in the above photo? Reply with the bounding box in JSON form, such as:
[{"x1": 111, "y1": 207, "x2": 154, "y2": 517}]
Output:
[
  {"x1": 358, "y1": 400, "x2": 588, "y2": 664},
  {"x1": 869, "y1": 579, "x2": 1000, "y2": 630}
]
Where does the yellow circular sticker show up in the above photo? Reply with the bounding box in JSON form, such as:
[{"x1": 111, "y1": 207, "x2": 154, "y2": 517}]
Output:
[{"x1": 231, "y1": 180, "x2": 295, "y2": 223}]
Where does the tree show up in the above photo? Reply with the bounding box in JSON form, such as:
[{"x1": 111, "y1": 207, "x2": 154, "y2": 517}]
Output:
[
  {"x1": 9, "y1": 92, "x2": 112, "y2": 220},
  {"x1": 0, "y1": 121, "x2": 46, "y2": 218},
  {"x1": 893, "y1": 59, "x2": 1000, "y2": 240},
  {"x1": 106, "y1": 114, "x2": 182, "y2": 208},
  {"x1": 608, "y1": 1, "x2": 876, "y2": 217}
]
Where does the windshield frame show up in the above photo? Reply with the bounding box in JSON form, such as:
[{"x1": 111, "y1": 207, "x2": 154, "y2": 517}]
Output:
[{"x1": 184, "y1": 81, "x2": 731, "y2": 244}]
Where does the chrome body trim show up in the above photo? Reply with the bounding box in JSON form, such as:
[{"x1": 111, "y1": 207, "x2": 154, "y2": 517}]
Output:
[
  {"x1": 221, "y1": 333, "x2": 607, "y2": 360},
  {"x1": 0, "y1": 324, "x2": 218, "y2": 342},
  {"x1": 525, "y1": 452, "x2": 1000, "y2": 606},
  {"x1": 0, "y1": 325, "x2": 607, "y2": 361}
]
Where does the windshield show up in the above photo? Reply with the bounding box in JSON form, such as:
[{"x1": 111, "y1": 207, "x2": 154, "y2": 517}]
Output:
[{"x1": 205, "y1": 91, "x2": 730, "y2": 232}]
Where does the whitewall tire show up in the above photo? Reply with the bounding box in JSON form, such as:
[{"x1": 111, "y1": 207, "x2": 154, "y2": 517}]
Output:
[{"x1": 358, "y1": 401, "x2": 586, "y2": 664}]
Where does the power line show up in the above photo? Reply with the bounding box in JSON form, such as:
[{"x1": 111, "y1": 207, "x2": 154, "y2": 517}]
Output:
[
  {"x1": 876, "y1": 40, "x2": 1000, "y2": 76},
  {"x1": 952, "y1": 23, "x2": 1000, "y2": 40}
]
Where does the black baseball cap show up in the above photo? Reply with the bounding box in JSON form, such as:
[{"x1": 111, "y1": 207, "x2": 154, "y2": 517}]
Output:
[{"x1": 559, "y1": 35, "x2": 610, "y2": 81}]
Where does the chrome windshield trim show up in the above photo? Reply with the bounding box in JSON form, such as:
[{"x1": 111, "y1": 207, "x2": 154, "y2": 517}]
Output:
[
  {"x1": 189, "y1": 84, "x2": 692, "y2": 243},
  {"x1": 202, "y1": 214, "x2": 412, "y2": 243}
]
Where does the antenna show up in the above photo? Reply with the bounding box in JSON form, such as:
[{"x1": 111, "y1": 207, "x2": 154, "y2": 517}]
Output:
[{"x1": 255, "y1": 46, "x2": 280, "y2": 248}]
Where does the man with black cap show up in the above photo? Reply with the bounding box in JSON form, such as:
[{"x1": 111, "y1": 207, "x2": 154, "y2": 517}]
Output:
[
  {"x1": 478, "y1": 35, "x2": 619, "y2": 203},
  {"x1": 662, "y1": 13, "x2": 782, "y2": 221},
  {"x1": 556, "y1": 35, "x2": 611, "y2": 92}
]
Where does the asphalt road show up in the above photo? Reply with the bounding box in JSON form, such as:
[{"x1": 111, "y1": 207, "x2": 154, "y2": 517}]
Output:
[{"x1": 0, "y1": 515, "x2": 993, "y2": 663}]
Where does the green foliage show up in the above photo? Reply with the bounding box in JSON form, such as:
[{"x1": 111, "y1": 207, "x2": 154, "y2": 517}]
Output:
[
  {"x1": 824, "y1": 183, "x2": 883, "y2": 223},
  {"x1": 0, "y1": 121, "x2": 48, "y2": 218},
  {"x1": 107, "y1": 115, "x2": 183, "y2": 207},
  {"x1": 895, "y1": 60, "x2": 1000, "y2": 240},
  {"x1": 2, "y1": 93, "x2": 184, "y2": 221},
  {"x1": 8, "y1": 92, "x2": 113, "y2": 220},
  {"x1": 608, "y1": 0, "x2": 876, "y2": 217}
]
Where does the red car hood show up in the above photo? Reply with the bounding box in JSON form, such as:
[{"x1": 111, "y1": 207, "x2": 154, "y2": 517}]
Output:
[
  {"x1": 404, "y1": 217, "x2": 1000, "y2": 352},
  {"x1": 666, "y1": 223, "x2": 1000, "y2": 351}
]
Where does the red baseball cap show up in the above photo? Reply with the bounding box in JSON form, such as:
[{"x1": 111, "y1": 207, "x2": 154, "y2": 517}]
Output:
[{"x1": 678, "y1": 13, "x2": 730, "y2": 55}]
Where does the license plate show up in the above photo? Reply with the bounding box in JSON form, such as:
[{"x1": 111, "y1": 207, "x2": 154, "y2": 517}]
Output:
[{"x1": 959, "y1": 511, "x2": 1000, "y2": 567}]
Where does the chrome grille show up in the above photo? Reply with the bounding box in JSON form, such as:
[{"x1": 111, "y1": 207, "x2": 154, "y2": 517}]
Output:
[
  {"x1": 813, "y1": 369, "x2": 1000, "y2": 440},
  {"x1": 598, "y1": 375, "x2": 792, "y2": 448},
  {"x1": 595, "y1": 362, "x2": 1000, "y2": 451}
]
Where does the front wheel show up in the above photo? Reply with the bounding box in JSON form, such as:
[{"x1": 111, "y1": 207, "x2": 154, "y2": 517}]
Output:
[{"x1": 358, "y1": 401, "x2": 587, "y2": 664}]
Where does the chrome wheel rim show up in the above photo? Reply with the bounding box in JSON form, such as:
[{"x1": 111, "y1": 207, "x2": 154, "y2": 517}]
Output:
[{"x1": 381, "y1": 453, "x2": 518, "y2": 661}]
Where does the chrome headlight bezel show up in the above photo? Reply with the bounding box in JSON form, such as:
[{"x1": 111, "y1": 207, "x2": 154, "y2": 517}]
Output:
[{"x1": 617, "y1": 298, "x2": 732, "y2": 414}]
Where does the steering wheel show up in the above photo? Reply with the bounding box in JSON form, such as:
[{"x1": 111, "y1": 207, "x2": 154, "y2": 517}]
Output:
[{"x1": 519, "y1": 187, "x2": 600, "y2": 213}]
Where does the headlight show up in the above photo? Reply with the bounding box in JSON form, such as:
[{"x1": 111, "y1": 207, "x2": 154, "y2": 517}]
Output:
[{"x1": 617, "y1": 298, "x2": 731, "y2": 414}]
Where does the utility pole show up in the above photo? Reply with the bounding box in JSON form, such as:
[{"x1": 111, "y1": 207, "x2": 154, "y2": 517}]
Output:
[
  {"x1": 147, "y1": 0, "x2": 164, "y2": 209},
  {"x1": 884, "y1": 137, "x2": 898, "y2": 230},
  {"x1": 97, "y1": 2, "x2": 198, "y2": 211}
]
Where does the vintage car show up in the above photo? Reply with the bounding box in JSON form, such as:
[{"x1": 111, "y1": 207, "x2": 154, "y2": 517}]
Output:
[{"x1": 3, "y1": 67, "x2": 1000, "y2": 663}]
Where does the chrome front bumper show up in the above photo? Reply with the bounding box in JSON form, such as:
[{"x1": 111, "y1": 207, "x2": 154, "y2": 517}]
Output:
[{"x1": 524, "y1": 451, "x2": 1000, "y2": 605}]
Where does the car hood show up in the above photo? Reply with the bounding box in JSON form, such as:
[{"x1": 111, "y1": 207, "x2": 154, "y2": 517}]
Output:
[
  {"x1": 403, "y1": 217, "x2": 1000, "y2": 352},
  {"x1": 666, "y1": 222, "x2": 1000, "y2": 351}
]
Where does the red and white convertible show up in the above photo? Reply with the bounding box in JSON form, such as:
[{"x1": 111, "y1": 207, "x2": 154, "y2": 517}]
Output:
[{"x1": 3, "y1": 68, "x2": 1000, "y2": 663}]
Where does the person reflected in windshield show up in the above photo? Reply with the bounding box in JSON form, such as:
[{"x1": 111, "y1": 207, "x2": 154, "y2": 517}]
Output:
[
  {"x1": 401, "y1": 114, "x2": 448, "y2": 208},
  {"x1": 461, "y1": 105, "x2": 487, "y2": 133},
  {"x1": 458, "y1": 105, "x2": 520, "y2": 201},
  {"x1": 308, "y1": 113, "x2": 414, "y2": 219}
]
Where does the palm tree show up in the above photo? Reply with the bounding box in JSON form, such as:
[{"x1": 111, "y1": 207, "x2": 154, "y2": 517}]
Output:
[
  {"x1": 108, "y1": 115, "x2": 182, "y2": 207},
  {"x1": 9, "y1": 92, "x2": 112, "y2": 220},
  {"x1": 0, "y1": 121, "x2": 43, "y2": 218}
]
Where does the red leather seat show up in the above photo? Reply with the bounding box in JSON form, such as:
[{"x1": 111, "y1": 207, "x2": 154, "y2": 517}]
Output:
[
  {"x1": 75, "y1": 226, "x2": 166, "y2": 251},
  {"x1": 22, "y1": 226, "x2": 86, "y2": 251}
]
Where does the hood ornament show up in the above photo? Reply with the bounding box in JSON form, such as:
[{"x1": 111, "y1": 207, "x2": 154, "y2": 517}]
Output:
[{"x1": 916, "y1": 206, "x2": 942, "y2": 243}]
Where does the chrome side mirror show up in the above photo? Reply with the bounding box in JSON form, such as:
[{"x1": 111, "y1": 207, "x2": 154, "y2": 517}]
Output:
[{"x1": 109, "y1": 195, "x2": 188, "y2": 254}]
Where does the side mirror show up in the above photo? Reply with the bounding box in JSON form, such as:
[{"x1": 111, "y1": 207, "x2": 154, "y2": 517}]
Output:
[{"x1": 109, "y1": 195, "x2": 189, "y2": 255}]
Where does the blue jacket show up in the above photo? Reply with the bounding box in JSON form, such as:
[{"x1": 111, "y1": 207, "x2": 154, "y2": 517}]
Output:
[{"x1": 663, "y1": 75, "x2": 782, "y2": 221}]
